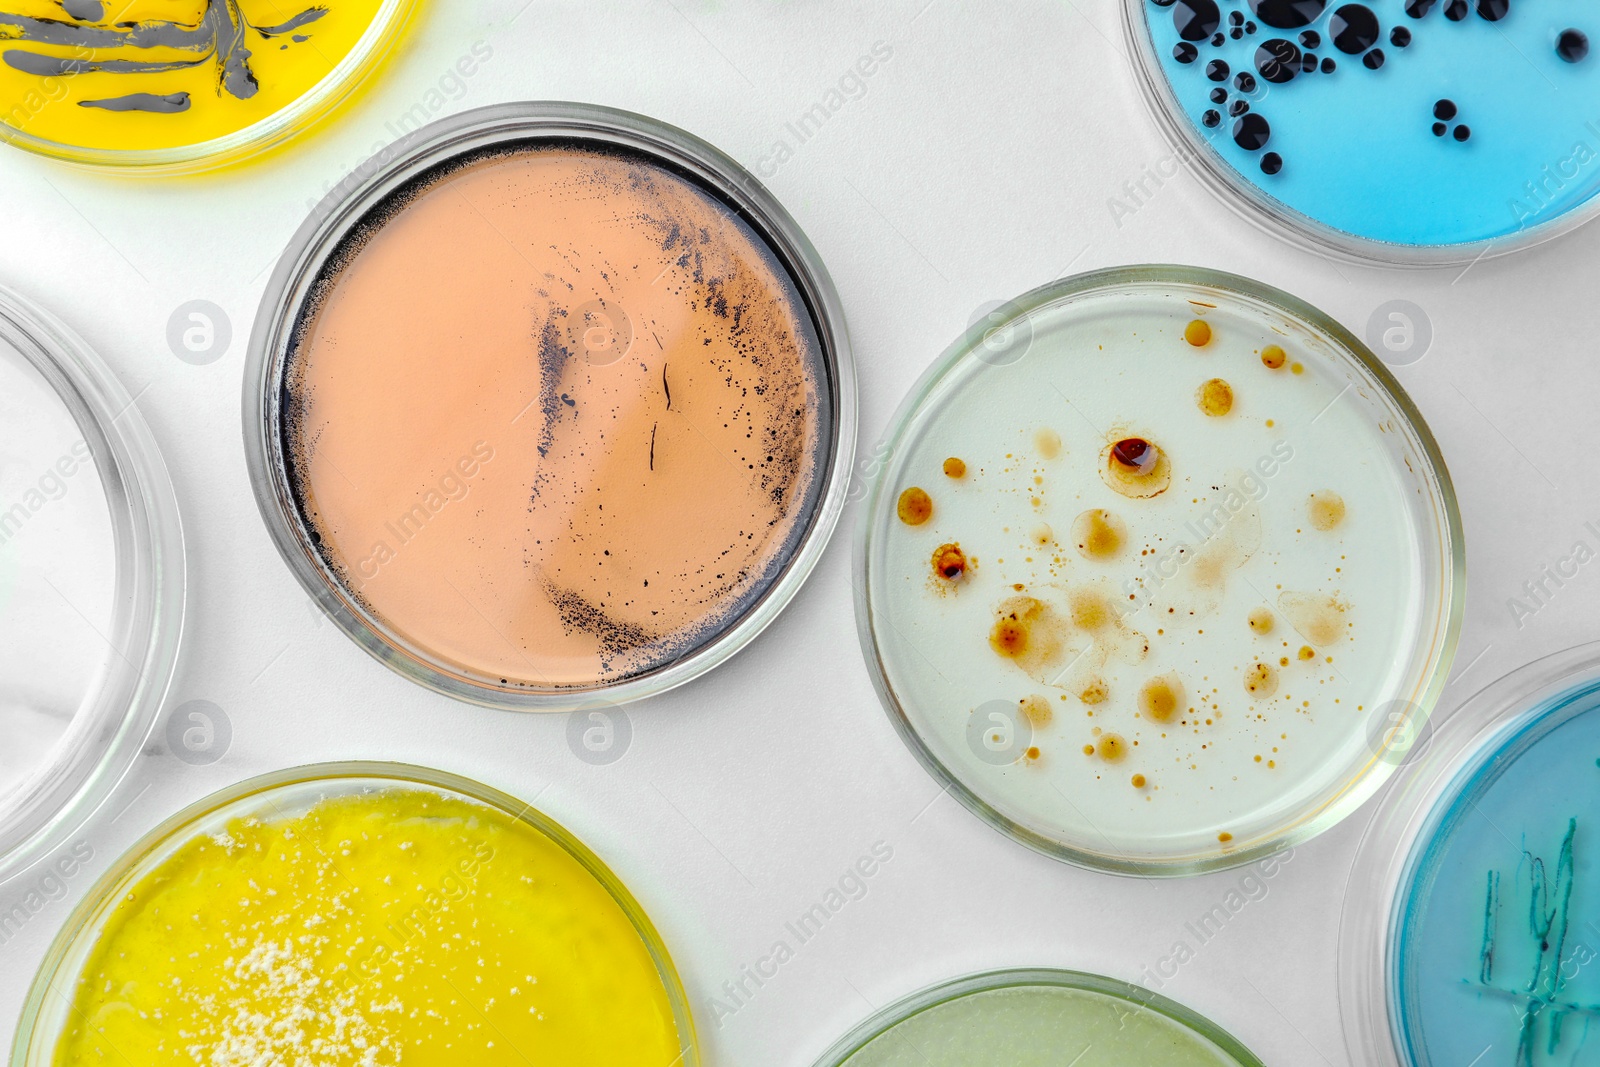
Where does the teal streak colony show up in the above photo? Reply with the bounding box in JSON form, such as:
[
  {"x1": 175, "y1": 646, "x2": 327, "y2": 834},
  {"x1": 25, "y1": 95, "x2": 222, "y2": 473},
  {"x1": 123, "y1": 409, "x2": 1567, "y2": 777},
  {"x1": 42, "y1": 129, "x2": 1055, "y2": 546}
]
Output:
[{"x1": 1396, "y1": 689, "x2": 1600, "y2": 1065}]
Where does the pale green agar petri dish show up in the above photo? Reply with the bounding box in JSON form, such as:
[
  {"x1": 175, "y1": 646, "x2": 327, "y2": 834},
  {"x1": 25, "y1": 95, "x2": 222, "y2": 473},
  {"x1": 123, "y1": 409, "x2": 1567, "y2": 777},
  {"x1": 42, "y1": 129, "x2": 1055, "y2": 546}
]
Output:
[{"x1": 815, "y1": 969, "x2": 1264, "y2": 1067}]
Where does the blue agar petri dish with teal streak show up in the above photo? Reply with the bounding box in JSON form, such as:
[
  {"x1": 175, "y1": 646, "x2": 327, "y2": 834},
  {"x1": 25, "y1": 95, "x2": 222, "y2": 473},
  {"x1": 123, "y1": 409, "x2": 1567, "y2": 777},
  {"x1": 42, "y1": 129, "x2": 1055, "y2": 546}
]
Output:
[
  {"x1": 1394, "y1": 680, "x2": 1600, "y2": 1065},
  {"x1": 1125, "y1": 0, "x2": 1600, "y2": 260}
]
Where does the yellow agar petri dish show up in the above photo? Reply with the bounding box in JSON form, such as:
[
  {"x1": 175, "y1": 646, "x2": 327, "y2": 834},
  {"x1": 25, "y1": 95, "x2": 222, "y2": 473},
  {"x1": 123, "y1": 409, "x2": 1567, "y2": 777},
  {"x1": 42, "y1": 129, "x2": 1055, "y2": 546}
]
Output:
[
  {"x1": 0, "y1": 0, "x2": 416, "y2": 169},
  {"x1": 12, "y1": 763, "x2": 699, "y2": 1067}
]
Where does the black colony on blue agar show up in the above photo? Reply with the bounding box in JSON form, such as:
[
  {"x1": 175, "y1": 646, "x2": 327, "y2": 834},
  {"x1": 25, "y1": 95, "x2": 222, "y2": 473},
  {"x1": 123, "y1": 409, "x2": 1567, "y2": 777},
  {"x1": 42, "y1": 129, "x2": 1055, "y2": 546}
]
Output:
[
  {"x1": 1233, "y1": 112, "x2": 1271, "y2": 149},
  {"x1": 1558, "y1": 29, "x2": 1589, "y2": 62},
  {"x1": 1330, "y1": 5, "x2": 1380, "y2": 52},
  {"x1": 1256, "y1": 38, "x2": 1301, "y2": 80},
  {"x1": 1174, "y1": 0, "x2": 1222, "y2": 40},
  {"x1": 1248, "y1": 0, "x2": 1326, "y2": 28}
]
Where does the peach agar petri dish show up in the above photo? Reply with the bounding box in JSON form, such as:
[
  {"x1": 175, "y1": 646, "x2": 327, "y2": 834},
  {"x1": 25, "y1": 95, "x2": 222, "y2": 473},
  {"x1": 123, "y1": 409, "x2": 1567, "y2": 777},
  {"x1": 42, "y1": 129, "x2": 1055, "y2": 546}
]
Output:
[
  {"x1": 244, "y1": 103, "x2": 854, "y2": 709},
  {"x1": 1341, "y1": 644, "x2": 1600, "y2": 1067},
  {"x1": 1125, "y1": 0, "x2": 1600, "y2": 261},
  {"x1": 0, "y1": 284, "x2": 182, "y2": 884},
  {"x1": 12, "y1": 763, "x2": 699, "y2": 1067},
  {"x1": 856, "y1": 266, "x2": 1461, "y2": 876},
  {"x1": 812, "y1": 969, "x2": 1264, "y2": 1066},
  {"x1": 0, "y1": 0, "x2": 416, "y2": 169}
]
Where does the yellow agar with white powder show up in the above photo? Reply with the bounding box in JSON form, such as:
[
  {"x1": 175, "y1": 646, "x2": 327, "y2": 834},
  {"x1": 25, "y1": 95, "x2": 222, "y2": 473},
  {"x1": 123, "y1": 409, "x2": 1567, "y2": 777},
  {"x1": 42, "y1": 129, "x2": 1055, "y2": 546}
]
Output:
[{"x1": 48, "y1": 787, "x2": 685, "y2": 1065}]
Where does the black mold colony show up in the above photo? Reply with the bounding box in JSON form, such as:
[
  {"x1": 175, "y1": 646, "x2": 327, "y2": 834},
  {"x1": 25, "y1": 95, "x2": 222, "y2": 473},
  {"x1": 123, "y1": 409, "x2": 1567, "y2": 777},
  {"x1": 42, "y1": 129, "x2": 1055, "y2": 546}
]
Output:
[{"x1": 1155, "y1": 0, "x2": 1590, "y2": 177}]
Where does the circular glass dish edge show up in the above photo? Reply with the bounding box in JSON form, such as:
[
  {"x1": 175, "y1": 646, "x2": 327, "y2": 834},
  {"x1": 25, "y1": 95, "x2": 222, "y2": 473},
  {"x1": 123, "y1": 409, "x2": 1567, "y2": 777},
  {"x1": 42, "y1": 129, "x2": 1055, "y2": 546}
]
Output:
[
  {"x1": 1117, "y1": 0, "x2": 1600, "y2": 267},
  {"x1": 9, "y1": 759, "x2": 700, "y2": 1067},
  {"x1": 852, "y1": 263, "x2": 1465, "y2": 877},
  {"x1": 0, "y1": 285, "x2": 184, "y2": 884},
  {"x1": 242, "y1": 100, "x2": 858, "y2": 712}
]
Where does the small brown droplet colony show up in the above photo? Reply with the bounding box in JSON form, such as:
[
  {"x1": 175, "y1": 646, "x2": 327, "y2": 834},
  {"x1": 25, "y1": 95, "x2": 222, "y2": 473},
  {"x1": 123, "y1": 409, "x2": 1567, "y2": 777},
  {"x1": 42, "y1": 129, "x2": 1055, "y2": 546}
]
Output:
[
  {"x1": 1196, "y1": 378, "x2": 1235, "y2": 416},
  {"x1": 898, "y1": 486, "x2": 933, "y2": 525},
  {"x1": 932, "y1": 542, "x2": 968, "y2": 581},
  {"x1": 1244, "y1": 661, "x2": 1279, "y2": 699},
  {"x1": 1139, "y1": 673, "x2": 1184, "y2": 723},
  {"x1": 1101, "y1": 436, "x2": 1172, "y2": 499},
  {"x1": 1072, "y1": 508, "x2": 1127, "y2": 560},
  {"x1": 1307, "y1": 490, "x2": 1346, "y2": 531}
]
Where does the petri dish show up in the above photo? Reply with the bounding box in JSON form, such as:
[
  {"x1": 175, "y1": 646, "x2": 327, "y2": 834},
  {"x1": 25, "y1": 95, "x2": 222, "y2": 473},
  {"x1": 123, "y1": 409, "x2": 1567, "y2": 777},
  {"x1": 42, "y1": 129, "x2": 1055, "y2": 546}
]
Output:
[
  {"x1": 0, "y1": 284, "x2": 182, "y2": 884},
  {"x1": 12, "y1": 761, "x2": 699, "y2": 1066},
  {"x1": 855, "y1": 265, "x2": 1461, "y2": 876},
  {"x1": 243, "y1": 102, "x2": 855, "y2": 711},
  {"x1": 1124, "y1": 0, "x2": 1600, "y2": 262},
  {"x1": 812, "y1": 968, "x2": 1264, "y2": 1066},
  {"x1": 0, "y1": 0, "x2": 417, "y2": 171},
  {"x1": 1341, "y1": 643, "x2": 1600, "y2": 1067}
]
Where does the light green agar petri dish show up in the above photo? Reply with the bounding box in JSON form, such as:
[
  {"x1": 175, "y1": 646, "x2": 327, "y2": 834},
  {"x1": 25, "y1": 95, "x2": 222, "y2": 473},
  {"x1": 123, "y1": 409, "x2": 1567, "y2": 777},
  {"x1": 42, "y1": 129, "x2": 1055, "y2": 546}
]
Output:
[{"x1": 816, "y1": 969, "x2": 1263, "y2": 1067}]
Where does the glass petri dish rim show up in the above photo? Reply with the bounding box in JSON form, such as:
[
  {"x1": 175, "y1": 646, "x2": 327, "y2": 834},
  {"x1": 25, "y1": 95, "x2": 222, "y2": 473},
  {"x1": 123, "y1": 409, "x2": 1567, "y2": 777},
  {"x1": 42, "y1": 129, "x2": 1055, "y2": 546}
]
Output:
[
  {"x1": 0, "y1": 284, "x2": 184, "y2": 885},
  {"x1": 9, "y1": 759, "x2": 701, "y2": 1067},
  {"x1": 242, "y1": 100, "x2": 857, "y2": 712},
  {"x1": 1118, "y1": 0, "x2": 1600, "y2": 268},
  {"x1": 0, "y1": 0, "x2": 418, "y2": 173},
  {"x1": 853, "y1": 263, "x2": 1464, "y2": 877},
  {"x1": 1337, "y1": 641, "x2": 1600, "y2": 1067},
  {"x1": 810, "y1": 966, "x2": 1266, "y2": 1066}
]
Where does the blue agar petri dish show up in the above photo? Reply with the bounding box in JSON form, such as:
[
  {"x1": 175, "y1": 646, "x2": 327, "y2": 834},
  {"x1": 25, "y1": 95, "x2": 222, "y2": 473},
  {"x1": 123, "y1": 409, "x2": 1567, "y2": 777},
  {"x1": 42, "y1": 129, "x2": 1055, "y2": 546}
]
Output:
[
  {"x1": 1125, "y1": 0, "x2": 1600, "y2": 261},
  {"x1": 1341, "y1": 644, "x2": 1600, "y2": 1066}
]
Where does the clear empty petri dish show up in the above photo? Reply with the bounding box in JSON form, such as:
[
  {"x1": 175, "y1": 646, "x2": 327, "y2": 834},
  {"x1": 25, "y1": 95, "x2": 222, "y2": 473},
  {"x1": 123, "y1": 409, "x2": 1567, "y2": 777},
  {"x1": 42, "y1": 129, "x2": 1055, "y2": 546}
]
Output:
[
  {"x1": 812, "y1": 969, "x2": 1264, "y2": 1066},
  {"x1": 0, "y1": 284, "x2": 183, "y2": 883},
  {"x1": 1341, "y1": 643, "x2": 1600, "y2": 1067},
  {"x1": 0, "y1": 0, "x2": 417, "y2": 171},
  {"x1": 856, "y1": 265, "x2": 1461, "y2": 876},
  {"x1": 12, "y1": 762, "x2": 698, "y2": 1066},
  {"x1": 1124, "y1": 0, "x2": 1600, "y2": 262},
  {"x1": 244, "y1": 102, "x2": 855, "y2": 711}
]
